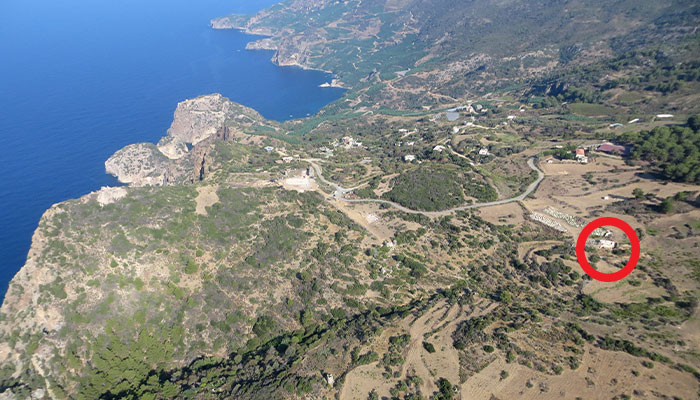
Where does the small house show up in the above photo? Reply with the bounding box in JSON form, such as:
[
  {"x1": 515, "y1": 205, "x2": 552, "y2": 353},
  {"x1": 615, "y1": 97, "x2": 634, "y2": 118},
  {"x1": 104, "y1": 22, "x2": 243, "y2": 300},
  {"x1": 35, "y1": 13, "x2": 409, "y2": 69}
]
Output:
[
  {"x1": 433, "y1": 145, "x2": 446, "y2": 152},
  {"x1": 478, "y1": 148, "x2": 489, "y2": 156},
  {"x1": 404, "y1": 154, "x2": 416, "y2": 162},
  {"x1": 596, "y1": 239, "x2": 617, "y2": 250},
  {"x1": 575, "y1": 148, "x2": 588, "y2": 163},
  {"x1": 281, "y1": 156, "x2": 295, "y2": 163},
  {"x1": 264, "y1": 146, "x2": 275, "y2": 152}
]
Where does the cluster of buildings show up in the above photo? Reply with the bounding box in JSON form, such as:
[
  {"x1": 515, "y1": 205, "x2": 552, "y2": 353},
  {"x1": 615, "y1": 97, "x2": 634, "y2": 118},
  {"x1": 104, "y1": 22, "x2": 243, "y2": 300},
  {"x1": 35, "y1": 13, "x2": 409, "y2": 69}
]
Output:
[
  {"x1": 332, "y1": 136, "x2": 363, "y2": 149},
  {"x1": 546, "y1": 141, "x2": 633, "y2": 165}
]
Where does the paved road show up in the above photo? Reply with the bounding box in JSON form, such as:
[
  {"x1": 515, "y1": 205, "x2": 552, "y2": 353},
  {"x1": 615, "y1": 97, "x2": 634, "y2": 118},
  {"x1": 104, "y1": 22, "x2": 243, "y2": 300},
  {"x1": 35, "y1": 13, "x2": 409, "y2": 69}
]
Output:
[{"x1": 307, "y1": 158, "x2": 544, "y2": 216}]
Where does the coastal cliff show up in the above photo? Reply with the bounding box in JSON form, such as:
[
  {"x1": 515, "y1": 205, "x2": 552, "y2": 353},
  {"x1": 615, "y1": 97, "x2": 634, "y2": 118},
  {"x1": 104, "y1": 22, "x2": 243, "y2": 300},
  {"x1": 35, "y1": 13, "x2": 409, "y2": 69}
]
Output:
[
  {"x1": 0, "y1": 94, "x2": 288, "y2": 399},
  {"x1": 104, "y1": 94, "x2": 274, "y2": 187},
  {"x1": 210, "y1": 6, "x2": 338, "y2": 77}
]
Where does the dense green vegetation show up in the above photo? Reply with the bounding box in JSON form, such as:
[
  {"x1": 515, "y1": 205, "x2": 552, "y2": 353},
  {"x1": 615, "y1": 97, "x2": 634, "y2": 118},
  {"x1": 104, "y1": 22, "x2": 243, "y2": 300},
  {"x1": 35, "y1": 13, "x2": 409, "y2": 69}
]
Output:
[
  {"x1": 620, "y1": 116, "x2": 700, "y2": 183},
  {"x1": 382, "y1": 166, "x2": 497, "y2": 211}
]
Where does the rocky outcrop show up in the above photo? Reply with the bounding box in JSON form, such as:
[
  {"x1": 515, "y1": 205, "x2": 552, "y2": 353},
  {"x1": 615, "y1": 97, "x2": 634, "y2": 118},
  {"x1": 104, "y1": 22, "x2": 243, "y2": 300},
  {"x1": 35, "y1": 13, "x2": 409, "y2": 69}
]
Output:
[
  {"x1": 167, "y1": 94, "x2": 234, "y2": 145},
  {"x1": 105, "y1": 143, "x2": 172, "y2": 186},
  {"x1": 166, "y1": 94, "x2": 267, "y2": 145},
  {"x1": 105, "y1": 94, "x2": 275, "y2": 187},
  {"x1": 157, "y1": 136, "x2": 188, "y2": 160},
  {"x1": 210, "y1": 15, "x2": 248, "y2": 30},
  {"x1": 95, "y1": 186, "x2": 128, "y2": 206}
]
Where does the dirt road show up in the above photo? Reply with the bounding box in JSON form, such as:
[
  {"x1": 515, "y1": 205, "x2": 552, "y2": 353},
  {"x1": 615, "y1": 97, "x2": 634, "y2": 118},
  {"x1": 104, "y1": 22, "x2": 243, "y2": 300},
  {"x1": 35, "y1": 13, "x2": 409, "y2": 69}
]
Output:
[{"x1": 306, "y1": 158, "x2": 544, "y2": 216}]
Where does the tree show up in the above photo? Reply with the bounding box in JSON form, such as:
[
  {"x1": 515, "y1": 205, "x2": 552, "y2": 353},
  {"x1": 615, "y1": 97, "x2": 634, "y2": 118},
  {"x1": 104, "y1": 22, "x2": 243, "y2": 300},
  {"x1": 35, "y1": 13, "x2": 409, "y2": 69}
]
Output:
[
  {"x1": 688, "y1": 115, "x2": 700, "y2": 132},
  {"x1": 633, "y1": 188, "x2": 645, "y2": 199},
  {"x1": 660, "y1": 198, "x2": 674, "y2": 214},
  {"x1": 499, "y1": 290, "x2": 512, "y2": 304},
  {"x1": 368, "y1": 389, "x2": 379, "y2": 400},
  {"x1": 434, "y1": 378, "x2": 455, "y2": 400}
]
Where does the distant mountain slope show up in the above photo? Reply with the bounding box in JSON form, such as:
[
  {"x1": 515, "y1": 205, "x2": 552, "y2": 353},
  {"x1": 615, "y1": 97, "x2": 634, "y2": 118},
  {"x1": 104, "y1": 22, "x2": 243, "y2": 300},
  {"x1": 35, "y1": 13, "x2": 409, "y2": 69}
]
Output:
[{"x1": 213, "y1": 0, "x2": 700, "y2": 109}]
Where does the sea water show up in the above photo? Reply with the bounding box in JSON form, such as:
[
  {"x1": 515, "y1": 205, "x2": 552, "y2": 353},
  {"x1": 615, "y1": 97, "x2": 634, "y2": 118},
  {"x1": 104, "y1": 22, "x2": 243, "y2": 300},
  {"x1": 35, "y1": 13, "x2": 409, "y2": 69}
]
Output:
[{"x1": 0, "y1": 0, "x2": 344, "y2": 301}]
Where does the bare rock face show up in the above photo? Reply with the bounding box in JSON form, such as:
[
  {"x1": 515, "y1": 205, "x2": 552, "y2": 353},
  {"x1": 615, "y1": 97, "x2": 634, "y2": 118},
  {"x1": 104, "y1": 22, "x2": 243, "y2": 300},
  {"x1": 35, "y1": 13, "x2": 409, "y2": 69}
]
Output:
[
  {"x1": 95, "y1": 186, "x2": 128, "y2": 206},
  {"x1": 166, "y1": 94, "x2": 235, "y2": 145},
  {"x1": 165, "y1": 93, "x2": 267, "y2": 145},
  {"x1": 105, "y1": 143, "x2": 171, "y2": 186},
  {"x1": 105, "y1": 94, "x2": 271, "y2": 187},
  {"x1": 157, "y1": 136, "x2": 188, "y2": 159}
]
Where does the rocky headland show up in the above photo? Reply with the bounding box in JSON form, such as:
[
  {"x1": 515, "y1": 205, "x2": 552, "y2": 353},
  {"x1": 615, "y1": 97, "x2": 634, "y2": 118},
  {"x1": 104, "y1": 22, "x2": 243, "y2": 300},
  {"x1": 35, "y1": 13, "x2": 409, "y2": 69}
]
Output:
[
  {"x1": 0, "y1": 92, "x2": 285, "y2": 399},
  {"x1": 104, "y1": 93, "x2": 275, "y2": 187}
]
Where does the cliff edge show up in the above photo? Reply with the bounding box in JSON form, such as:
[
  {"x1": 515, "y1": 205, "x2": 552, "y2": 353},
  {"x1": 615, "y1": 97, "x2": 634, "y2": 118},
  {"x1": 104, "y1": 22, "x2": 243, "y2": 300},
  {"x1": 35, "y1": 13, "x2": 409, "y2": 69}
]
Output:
[{"x1": 104, "y1": 94, "x2": 274, "y2": 187}]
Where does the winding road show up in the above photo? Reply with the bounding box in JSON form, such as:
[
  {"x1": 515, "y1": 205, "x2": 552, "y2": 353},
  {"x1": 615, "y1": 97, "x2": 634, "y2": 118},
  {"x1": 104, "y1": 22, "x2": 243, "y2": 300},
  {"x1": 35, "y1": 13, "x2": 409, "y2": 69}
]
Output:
[{"x1": 306, "y1": 157, "x2": 545, "y2": 216}]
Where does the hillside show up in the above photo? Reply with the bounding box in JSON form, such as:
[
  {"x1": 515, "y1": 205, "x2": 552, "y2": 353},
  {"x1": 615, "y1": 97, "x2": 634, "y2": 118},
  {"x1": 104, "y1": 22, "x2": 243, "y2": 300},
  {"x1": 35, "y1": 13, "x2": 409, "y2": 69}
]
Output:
[
  {"x1": 1, "y1": 1, "x2": 700, "y2": 399},
  {"x1": 213, "y1": 0, "x2": 700, "y2": 110}
]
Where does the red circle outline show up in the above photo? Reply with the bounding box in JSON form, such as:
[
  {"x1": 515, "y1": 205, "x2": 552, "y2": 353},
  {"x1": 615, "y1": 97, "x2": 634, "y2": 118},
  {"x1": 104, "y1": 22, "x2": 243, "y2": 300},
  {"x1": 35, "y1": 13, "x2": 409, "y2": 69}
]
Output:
[{"x1": 576, "y1": 217, "x2": 640, "y2": 282}]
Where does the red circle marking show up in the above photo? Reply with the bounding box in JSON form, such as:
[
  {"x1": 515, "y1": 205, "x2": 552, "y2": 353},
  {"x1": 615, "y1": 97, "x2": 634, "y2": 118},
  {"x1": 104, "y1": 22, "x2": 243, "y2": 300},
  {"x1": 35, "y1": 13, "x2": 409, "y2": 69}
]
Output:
[{"x1": 576, "y1": 217, "x2": 640, "y2": 282}]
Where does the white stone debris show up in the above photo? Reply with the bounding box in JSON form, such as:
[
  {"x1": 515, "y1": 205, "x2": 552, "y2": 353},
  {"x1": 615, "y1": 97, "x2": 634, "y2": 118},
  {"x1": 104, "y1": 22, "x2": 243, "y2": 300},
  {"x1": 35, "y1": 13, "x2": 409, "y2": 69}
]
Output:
[
  {"x1": 529, "y1": 212, "x2": 567, "y2": 232},
  {"x1": 96, "y1": 187, "x2": 128, "y2": 206},
  {"x1": 543, "y1": 207, "x2": 611, "y2": 237}
]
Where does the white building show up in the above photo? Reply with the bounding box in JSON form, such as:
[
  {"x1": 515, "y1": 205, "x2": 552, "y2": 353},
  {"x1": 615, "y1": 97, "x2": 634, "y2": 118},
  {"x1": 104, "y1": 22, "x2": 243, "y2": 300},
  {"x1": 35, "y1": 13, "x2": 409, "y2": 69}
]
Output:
[
  {"x1": 590, "y1": 239, "x2": 616, "y2": 250},
  {"x1": 656, "y1": 114, "x2": 674, "y2": 119},
  {"x1": 433, "y1": 145, "x2": 447, "y2": 152},
  {"x1": 334, "y1": 136, "x2": 363, "y2": 148},
  {"x1": 264, "y1": 146, "x2": 275, "y2": 152},
  {"x1": 281, "y1": 156, "x2": 295, "y2": 163},
  {"x1": 478, "y1": 148, "x2": 489, "y2": 155},
  {"x1": 404, "y1": 154, "x2": 416, "y2": 162}
]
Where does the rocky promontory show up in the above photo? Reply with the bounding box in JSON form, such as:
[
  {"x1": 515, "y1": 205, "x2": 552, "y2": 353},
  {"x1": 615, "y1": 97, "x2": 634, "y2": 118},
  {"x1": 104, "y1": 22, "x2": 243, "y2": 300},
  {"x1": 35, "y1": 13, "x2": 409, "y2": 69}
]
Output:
[{"x1": 104, "y1": 94, "x2": 275, "y2": 187}]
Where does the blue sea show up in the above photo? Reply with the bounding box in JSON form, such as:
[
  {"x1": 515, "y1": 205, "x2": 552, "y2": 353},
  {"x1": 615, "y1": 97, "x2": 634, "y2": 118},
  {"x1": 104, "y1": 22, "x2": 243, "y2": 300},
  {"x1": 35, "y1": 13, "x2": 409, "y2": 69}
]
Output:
[{"x1": 0, "y1": 0, "x2": 344, "y2": 301}]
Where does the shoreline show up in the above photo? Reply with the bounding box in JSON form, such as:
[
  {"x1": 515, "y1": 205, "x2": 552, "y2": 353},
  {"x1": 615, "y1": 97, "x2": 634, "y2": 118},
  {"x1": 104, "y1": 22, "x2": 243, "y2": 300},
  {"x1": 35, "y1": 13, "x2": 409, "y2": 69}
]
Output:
[
  {"x1": 210, "y1": 16, "x2": 347, "y2": 89},
  {"x1": 0, "y1": 11, "x2": 343, "y2": 306}
]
